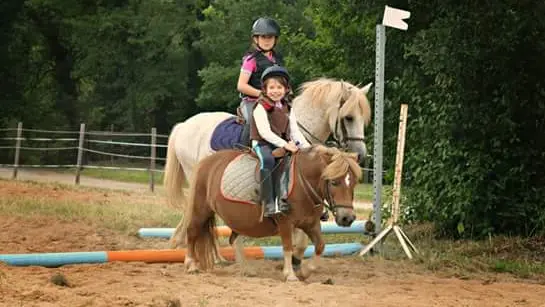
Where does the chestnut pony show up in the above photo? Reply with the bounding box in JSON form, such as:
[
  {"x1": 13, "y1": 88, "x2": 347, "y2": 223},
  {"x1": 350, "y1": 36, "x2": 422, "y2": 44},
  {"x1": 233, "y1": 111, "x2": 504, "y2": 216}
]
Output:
[{"x1": 172, "y1": 145, "x2": 361, "y2": 282}]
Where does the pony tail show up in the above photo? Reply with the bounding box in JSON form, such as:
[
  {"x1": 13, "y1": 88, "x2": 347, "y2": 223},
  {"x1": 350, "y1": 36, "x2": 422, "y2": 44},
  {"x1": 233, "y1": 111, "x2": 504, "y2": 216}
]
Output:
[
  {"x1": 163, "y1": 123, "x2": 187, "y2": 210},
  {"x1": 193, "y1": 216, "x2": 218, "y2": 271},
  {"x1": 168, "y1": 176, "x2": 197, "y2": 248},
  {"x1": 169, "y1": 159, "x2": 219, "y2": 270},
  {"x1": 188, "y1": 163, "x2": 218, "y2": 270}
]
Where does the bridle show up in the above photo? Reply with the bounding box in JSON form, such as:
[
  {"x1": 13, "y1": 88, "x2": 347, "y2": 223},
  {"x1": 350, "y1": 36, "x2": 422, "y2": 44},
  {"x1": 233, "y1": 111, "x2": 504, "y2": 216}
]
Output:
[
  {"x1": 297, "y1": 91, "x2": 365, "y2": 150},
  {"x1": 293, "y1": 156, "x2": 354, "y2": 218}
]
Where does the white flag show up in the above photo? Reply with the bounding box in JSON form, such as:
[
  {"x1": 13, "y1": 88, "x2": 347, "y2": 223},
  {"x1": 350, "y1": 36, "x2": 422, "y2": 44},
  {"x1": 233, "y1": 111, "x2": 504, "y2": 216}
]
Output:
[{"x1": 382, "y1": 5, "x2": 411, "y2": 31}]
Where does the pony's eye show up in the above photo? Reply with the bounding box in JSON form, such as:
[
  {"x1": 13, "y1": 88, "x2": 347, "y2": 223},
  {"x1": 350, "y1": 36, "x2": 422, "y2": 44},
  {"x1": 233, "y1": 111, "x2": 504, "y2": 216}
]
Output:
[
  {"x1": 344, "y1": 116, "x2": 353, "y2": 122},
  {"x1": 330, "y1": 180, "x2": 340, "y2": 186}
]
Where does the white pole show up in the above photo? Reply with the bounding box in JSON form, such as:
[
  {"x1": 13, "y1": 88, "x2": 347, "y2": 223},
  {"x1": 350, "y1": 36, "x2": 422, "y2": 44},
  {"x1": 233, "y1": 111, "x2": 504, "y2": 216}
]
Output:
[
  {"x1": 149, "y1": 127, "x2": 157, "y2": 192},
  {"x1": 12, "y1": 122, "x2": 23, "y2": 179},
  {"x1": 373, "y1": 24, "x2": 386, "y2": 234},
  {"x1": 75, "y1": 123, "x2": 86, "y2": 185}
]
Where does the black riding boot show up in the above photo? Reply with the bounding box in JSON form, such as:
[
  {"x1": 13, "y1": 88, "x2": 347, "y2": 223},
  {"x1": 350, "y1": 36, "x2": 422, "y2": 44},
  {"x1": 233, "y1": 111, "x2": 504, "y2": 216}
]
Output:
[
  {"x1": 275, "y1": 157, "x2": 291, "y2": 213},
  {"x1": 260, "y1": 169, "x2": 279, "y2": 217}
]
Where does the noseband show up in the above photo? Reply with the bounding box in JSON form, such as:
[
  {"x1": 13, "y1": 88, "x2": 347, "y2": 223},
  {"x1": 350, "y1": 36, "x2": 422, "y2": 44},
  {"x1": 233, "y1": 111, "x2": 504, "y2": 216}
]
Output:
[
  {"x1": 330, "y1": 113, "x2": 365, "y2": 149},
  {"x1": 329, "y1": 89, "x2": 365, "y2": 148},
  {"x1": 322, "y1": 179, "x2": 355, "y2": 217}
]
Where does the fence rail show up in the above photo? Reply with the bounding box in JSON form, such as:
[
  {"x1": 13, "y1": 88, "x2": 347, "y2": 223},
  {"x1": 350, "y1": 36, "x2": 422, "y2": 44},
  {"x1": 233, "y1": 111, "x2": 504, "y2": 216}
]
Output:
[
  {"x1": 1, "y1": 122, "x2": 166, "y2": 191},
  {"x1": 1, "y1": 122, "x2": 380, "y2": 192}
]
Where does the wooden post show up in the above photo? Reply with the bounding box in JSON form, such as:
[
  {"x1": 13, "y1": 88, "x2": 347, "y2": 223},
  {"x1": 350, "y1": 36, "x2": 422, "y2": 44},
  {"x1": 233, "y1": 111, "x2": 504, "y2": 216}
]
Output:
[
  {"x1": 359, "y1": 104, "x2": 418, "y2": 259},
  {"x1": 12, "y1": 122, "x2": 23, "y2": 179},
  {"x1": 75, "y1": 123, "x2": 86, "y2": 185},
  {"x1": 390, "y1": 104, "x2": 408, "y2": 225},
  {"x1": 149, "y1": 127, "x2": 157, "y2": 192}
]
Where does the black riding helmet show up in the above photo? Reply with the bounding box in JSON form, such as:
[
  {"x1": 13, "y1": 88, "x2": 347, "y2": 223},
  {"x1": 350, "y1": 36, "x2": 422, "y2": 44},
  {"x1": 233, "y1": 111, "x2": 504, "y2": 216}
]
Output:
[
  {"x1": 251, "y1": 17, "x2": 281, "y2": 37},
  {"x1": 261, "y1": 65, "x2": 290, "y2": 85}
]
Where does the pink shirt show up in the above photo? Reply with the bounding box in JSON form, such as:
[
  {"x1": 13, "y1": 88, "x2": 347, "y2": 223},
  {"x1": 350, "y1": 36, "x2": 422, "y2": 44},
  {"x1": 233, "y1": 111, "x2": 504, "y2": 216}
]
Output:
[{"x1": 240, "y1": 52, "x2": 275, "y2": 74}]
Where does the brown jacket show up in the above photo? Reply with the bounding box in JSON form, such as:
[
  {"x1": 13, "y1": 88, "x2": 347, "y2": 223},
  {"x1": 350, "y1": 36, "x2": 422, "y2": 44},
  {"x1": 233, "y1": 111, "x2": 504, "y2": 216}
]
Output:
[{"x1": 250, "y1": 96, "x2": 290, "y2": 144}]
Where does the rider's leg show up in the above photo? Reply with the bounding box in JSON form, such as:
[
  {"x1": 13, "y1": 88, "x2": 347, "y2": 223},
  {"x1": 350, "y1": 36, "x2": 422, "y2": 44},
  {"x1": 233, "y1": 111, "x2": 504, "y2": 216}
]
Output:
[
  {"x1": 239, "y1": 100, "x2": 256, "y2": 147},
  {"x1": 275, "y1": 155, "x2": 291, "y2": 213},
  {"x1": 253, "y1": 142, "x2": 279, "y2": 217}
]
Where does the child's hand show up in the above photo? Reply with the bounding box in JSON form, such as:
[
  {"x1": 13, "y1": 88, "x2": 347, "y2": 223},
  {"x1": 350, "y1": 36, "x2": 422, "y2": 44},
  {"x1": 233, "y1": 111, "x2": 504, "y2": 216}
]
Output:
[{"x1": 284, "y1": 141, "x2": 299, "y2": 153}]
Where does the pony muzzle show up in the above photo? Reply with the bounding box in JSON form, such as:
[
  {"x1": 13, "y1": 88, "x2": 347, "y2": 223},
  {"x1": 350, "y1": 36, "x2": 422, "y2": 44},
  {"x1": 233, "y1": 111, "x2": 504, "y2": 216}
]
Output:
[
  {"x1": 334, "y1": 207, "x2": 356, "y2": 227},
  {"x1": 355, "y1": 144, "x2": 367, "y2": 166}
]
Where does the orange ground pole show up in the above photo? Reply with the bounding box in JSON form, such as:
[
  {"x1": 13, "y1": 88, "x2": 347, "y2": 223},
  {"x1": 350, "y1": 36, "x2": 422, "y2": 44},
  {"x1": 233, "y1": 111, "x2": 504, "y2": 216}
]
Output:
[{"x1": 106, "y1": 246, "x2": 265, "y2": 263}]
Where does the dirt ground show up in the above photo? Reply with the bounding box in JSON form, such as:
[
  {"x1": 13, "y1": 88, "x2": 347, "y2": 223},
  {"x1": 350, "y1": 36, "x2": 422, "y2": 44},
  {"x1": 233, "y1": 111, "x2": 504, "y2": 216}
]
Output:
[{"x1": 1, "y1": 176, "x2": 545, "y2": 306}]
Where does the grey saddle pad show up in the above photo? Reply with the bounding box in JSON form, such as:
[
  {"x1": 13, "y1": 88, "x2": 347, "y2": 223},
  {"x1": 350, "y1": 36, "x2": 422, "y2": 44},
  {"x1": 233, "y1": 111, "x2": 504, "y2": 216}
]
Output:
[
  {"x1": 220, "y1": 153, "x2": 294, "y2": 205},
  {"x1": 220, "y1": 154, "x2": 261, "y2": 204}
]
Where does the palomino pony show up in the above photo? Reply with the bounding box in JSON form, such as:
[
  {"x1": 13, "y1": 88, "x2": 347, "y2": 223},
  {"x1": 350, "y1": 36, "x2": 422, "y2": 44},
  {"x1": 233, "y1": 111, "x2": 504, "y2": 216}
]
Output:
[
  {"x1": 173, "y1": 145, "x2": 362, "y2": 281},
  {"x1": 164, "y1": 78, "x2": 372, "y2": 262}
]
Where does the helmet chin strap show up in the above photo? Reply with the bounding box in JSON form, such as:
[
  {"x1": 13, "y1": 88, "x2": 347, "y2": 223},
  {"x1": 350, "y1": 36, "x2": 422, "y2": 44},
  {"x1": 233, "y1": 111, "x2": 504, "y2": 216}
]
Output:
[{"x1": 257, "y1": 44, "x2": 274, "y2": 52}]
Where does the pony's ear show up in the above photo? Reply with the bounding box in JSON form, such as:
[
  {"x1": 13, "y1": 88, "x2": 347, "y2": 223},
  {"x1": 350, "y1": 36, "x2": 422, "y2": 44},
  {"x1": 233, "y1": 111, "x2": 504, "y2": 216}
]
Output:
[{"x1": 360, "y1": 82, "x2": 373, "y2": 94}]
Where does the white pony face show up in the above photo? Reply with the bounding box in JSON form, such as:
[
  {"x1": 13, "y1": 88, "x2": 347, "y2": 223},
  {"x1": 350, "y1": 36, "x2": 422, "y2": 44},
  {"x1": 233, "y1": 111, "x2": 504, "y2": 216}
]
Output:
[
  {"x1": 327, "y1": 82, "x2": 372, "y2": 165},
  {"x1": 292, "y1": 78, "x2": 372, "y2": 165}
]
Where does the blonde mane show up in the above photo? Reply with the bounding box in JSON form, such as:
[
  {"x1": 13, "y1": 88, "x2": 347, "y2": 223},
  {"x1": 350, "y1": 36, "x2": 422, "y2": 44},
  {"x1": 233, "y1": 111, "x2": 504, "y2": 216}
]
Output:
[
  {"x1": 312, "y1": 145, "x2": 363, "y2": 181},
  {"x1": 295, "y1": 78, "x2": 372, "y2": 125}
]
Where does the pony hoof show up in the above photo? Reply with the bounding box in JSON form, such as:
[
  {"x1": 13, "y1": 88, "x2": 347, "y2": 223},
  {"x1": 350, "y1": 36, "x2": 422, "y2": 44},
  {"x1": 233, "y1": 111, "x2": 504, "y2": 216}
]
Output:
[
  {"x1": 285, "y1": 274, "x2": 299, "y2": 282},
  {"x1": 214, "y1": 255, "x2": 229, "y2": 263},
  {"x1": 215, "y1": 260, "x2": 233, "y2": 267},
  {"x1": 295, "y1": 270, "x2": 307, "y2": 281},
  {"x1": 297, "y1": 266, "x2": 314, "y2": 281},
  {"x1": 241, "y1": 269, "x2": 258, "y2": 277},
  {"x1": 187, "y1": 268, "x2": 200, "y2": 274}
]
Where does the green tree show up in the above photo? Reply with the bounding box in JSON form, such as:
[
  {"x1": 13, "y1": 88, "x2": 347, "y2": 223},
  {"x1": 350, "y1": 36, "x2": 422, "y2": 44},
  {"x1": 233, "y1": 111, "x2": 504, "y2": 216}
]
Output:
[
  {"x1": 401, "y1": 1, "x2": 545, "y2": 237},
  {"x1": 71, "y1": 0, "x2": 199, "y2": 132}
]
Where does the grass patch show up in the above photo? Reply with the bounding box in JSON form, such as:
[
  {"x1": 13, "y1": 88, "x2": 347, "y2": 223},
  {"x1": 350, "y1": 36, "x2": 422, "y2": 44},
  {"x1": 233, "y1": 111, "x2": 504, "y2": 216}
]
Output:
[
  {"x1": 354, "y1": 183, "x2": 391, "y2": 202},
  {"x1": 374, "y1": 223, "x2": 545, "y2": 282},
  {"x1": 57, "y1": 167, "x2": 164, "y2": 185},
  {"x1": 491, "y1": 260, "x2": 545, "y2": 278},
  {"x1": 0, "y1": 197, "x2": 181, "y2": 233},
  {"x1": 0, "y1": 180, "x2": 181, "y2": 232},
  {"x1": 81, "y1": 167, "x2": 163, "y2": 185}
]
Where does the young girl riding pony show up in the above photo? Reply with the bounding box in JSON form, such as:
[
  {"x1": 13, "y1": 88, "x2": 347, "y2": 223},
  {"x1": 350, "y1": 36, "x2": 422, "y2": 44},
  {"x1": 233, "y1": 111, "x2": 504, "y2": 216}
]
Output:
[
  {"x1": 237, "y1": 17, "x2": 284, "y2": 147},
  {"x1": 238, "y1": 18, "x2": 329, "y2": 220},
  {"x1": 251, "y1": 65, "x2": 310, "y2": 217}
]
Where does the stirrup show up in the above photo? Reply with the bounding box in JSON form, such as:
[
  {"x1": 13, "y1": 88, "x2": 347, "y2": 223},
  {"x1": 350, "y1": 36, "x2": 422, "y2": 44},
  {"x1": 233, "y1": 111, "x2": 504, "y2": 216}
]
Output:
[{"x1": 264, "y1": 197, "x2": 284, "y2": 217}]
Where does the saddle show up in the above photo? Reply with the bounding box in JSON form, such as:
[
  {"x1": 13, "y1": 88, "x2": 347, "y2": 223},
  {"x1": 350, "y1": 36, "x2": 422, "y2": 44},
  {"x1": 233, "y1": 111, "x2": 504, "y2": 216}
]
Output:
[{"x1": 220, "y1": 149, "x2": 293, "y2": 205}]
